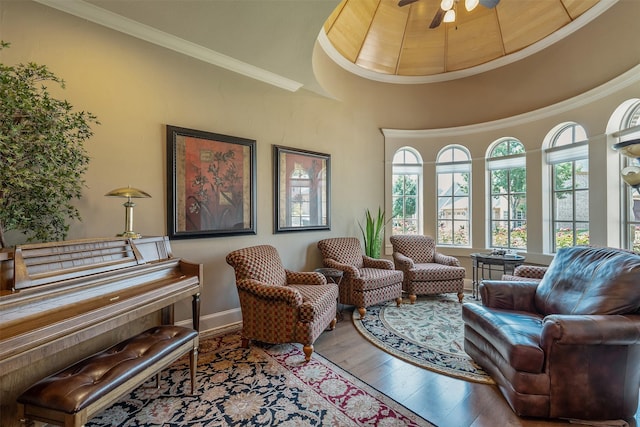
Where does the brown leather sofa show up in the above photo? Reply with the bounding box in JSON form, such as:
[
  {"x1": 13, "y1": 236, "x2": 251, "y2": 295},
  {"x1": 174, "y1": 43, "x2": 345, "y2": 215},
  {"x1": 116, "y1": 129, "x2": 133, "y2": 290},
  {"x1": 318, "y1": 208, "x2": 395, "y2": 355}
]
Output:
[{"x1": 462, "y1": 246, "x2": 640, "y2": 421}]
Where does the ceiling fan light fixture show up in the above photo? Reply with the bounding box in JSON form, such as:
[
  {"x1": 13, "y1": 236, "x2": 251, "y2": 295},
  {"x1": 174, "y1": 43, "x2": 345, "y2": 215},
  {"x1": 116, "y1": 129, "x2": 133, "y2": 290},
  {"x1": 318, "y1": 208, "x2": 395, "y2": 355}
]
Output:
[
  {"x1": 443, "y1": 8, "x2": 456, "y2": 22},
  {"x1": 465, "y1": 0, "x2": 479, "y2": 11},
  {"x1": 441, "y1": 0, "x2": 454, "y2": 11}
]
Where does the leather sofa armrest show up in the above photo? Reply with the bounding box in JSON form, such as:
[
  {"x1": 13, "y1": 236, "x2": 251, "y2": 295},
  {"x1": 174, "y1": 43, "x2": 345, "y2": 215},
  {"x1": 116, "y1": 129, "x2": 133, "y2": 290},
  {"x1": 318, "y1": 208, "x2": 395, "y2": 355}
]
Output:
[
  {"x1": 286, "y1": 270, "x2": 326, "y2": 286},
  {"x1": 322, "y1": 258, "x2": 360, "y2": 278},
  {"x1": 392, "y1": 252, "x2": 414, "y2": 269},
  {"x1": 434, "y1": 252, "x2": 461, "y2": 267},
  {"x1": 541, "y1": 314, "x2": 640, "y2": 348},
  {"x1": 479, "y1": 280, "x2": 539, "y2": 311},
  {"x1": 236, "y1": 279, "x2": 303, "y2": 306},
  {"x1": 363, "y1": 256, "x2": 395, "y2": 270}
]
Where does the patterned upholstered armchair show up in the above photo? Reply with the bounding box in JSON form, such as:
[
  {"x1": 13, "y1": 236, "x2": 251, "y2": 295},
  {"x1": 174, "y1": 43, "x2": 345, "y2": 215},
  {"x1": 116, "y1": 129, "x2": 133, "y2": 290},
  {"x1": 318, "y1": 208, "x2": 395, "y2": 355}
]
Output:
[
  {"x1": 390, "y1": 235, "x2": 466, "y2": 303},
  {"x1": 317, "y1": 237, "x2": 402, "y2": 320},
  {"x1": 226, "y1": 245, "x2": 338, "y2": 362},
  {"x1": 502, "y1": 264, "x2": 548, "y2": 282}
]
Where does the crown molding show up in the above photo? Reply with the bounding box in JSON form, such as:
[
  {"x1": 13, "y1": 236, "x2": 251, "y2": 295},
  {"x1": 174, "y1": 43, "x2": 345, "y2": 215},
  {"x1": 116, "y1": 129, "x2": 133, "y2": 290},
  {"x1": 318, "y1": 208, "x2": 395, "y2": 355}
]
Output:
[
  {"x1": 33, "y1": 0, "x2": 304, "y2": 92},
  {"x1": 319, "y1": 0, "x2": 618, "y2": 85},
  {"x1": 382, "y1": 63, "x2": 640, "y2": 139}
]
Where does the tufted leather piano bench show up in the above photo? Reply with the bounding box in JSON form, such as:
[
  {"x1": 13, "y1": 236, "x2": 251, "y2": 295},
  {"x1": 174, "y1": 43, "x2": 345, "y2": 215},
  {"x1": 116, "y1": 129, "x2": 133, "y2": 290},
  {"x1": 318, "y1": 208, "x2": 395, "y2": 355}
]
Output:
[{"x1": 17, "y1": 325, "x2": 198, "y2": 427}]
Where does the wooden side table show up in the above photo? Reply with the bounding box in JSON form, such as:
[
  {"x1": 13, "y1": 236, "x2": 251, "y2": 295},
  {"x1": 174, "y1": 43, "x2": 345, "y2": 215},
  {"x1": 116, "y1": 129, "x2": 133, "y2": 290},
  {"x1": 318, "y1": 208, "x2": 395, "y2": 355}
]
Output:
[{"x1": 314, "y1": 268, "x2": 344, "y2": 320}]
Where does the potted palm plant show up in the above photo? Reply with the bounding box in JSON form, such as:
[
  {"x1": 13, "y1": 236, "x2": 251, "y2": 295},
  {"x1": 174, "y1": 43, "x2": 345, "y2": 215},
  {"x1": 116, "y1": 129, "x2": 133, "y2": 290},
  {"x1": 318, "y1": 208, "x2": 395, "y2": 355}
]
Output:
[{"x1": 358, "y1": 207, "x2": 388, "y2": 259}]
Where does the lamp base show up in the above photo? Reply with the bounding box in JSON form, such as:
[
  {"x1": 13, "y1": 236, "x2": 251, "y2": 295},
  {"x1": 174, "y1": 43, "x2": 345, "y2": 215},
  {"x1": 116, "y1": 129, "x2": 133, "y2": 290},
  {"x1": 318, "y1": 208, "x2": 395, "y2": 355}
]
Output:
[{"x1": 119, "y1": 231, "x2": 142, "y2": 239}]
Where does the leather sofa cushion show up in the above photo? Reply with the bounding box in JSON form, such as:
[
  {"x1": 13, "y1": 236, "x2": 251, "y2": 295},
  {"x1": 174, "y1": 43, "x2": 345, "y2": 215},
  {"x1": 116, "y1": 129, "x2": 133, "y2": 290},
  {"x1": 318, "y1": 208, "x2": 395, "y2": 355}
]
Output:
[
  {"x1": 463, "y1": 303, "x2": 545, "y2": 373},
  {"x1": 534, "y1": 246, "x2": 640, "y2": 316}
]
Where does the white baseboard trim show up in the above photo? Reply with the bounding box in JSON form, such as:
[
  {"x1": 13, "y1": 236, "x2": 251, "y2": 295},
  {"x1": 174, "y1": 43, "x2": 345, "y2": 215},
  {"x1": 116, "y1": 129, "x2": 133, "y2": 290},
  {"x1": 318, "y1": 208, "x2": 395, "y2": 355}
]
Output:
[{"x1": 176, "y1": 307, "x2": 243, "y2": 335}]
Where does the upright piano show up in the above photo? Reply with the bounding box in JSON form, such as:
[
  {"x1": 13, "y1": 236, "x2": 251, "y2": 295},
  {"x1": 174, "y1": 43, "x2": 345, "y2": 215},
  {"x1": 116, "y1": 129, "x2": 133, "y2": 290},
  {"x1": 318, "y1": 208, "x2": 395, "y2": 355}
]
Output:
[{"x1": 0, "y1": 236, "x2": 202, "y2": 426}]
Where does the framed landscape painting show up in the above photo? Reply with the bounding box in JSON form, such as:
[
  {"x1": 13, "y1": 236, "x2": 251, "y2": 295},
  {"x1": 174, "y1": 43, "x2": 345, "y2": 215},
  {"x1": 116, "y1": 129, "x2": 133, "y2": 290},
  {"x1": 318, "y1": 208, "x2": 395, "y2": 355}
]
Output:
[
  {"x1": 167, "y1": 125, "x2": 256, "y2": 239},
  {"x1": 273, "y1": 145, "x2": 330, "y2": 233}
]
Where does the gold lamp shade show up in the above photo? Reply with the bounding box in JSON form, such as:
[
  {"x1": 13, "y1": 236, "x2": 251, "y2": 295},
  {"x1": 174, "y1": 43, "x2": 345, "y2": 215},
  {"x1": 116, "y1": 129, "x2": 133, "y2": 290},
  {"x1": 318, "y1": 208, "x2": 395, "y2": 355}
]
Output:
[
  {"x1": 621, "y1": 166, "x2": 640, "y2": 188},
  {"x1": 613, "y1": 138, "x2": 640, "y2": 159},
  {"x1": 105, "y1": 186, "x2": 152, "y2": 199},
  {"x1": 105, "y1": 186, "x2": 151, "y2": 238}
]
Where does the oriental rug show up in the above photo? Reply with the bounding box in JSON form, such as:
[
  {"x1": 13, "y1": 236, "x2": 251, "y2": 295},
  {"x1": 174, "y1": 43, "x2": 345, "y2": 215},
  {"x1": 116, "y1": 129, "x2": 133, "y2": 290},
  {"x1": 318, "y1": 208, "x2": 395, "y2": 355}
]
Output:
[
  {"x1": 353, "y1": 294, "x2": 495, "y2": 385},
  {"x1": 86, "y1": 330, "x2": 434, "y2": 426}
]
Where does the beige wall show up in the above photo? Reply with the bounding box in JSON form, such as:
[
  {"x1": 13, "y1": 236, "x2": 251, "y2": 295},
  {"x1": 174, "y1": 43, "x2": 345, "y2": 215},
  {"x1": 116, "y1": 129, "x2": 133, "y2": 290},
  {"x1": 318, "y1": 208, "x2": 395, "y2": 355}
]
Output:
[
  {"x1": 1, "y1": 1, "x2": 386, "y2": 329},
  {"x1": 1, "y1": 0, "x2": 639, "y2": 331}
]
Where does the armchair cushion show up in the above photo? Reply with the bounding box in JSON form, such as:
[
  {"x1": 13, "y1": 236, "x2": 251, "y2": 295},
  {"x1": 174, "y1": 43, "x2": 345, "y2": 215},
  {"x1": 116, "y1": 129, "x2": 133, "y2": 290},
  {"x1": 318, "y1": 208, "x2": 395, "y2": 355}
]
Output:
[{"x1": 463, "y1": 306, "x2": 545, "y2": 373}]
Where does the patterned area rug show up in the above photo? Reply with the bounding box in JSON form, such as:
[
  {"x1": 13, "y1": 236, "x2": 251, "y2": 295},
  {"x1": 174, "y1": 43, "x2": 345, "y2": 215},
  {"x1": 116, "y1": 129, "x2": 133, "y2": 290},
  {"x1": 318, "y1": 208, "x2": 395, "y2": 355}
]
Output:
[
  {"x1": 86, "y1": 330, "x2": 435, "y2": 426},
  {"x1": 353, "y1": 294, "x2": 495, "y2": 384}
]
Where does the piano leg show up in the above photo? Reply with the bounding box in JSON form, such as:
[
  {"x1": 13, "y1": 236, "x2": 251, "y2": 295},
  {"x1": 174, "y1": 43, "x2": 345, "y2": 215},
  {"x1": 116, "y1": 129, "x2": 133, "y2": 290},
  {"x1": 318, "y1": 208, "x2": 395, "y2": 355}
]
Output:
[
  {"x1": 161, "y1": 305, "x2": 174, "y2": 325},
  {"x1": 192, "y1": 292, "x2": 201, "y2": 331}
]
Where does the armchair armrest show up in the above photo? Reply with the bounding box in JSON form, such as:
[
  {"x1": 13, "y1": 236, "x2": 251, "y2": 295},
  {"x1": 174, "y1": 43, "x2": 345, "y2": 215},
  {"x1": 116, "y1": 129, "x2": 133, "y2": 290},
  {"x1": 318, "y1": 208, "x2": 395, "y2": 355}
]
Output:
[
  {"x1": 541, "y1": 314, "x2": 640, "y2": 349},
  {"x1": 479, "y1": 280, "x2": 539, "y2": 312},
  {"x1": 392, "y1": 252, "x2": 414, "y2": 269},
  {"x1": 286, "y1": 270, "x2": 326, "y2": 286},
  {"x1": 363, "y1": 256, "x2": 395, "y2": 270},
  {"x1": 322, "y1": 258, "x2": 360, "y2": 278},
  {"x1": 434, "y1": 252, "x2": 461, "y2": 267},
  {"x1": 236, "y1": 279, "x2": 303, "y2": 306}
]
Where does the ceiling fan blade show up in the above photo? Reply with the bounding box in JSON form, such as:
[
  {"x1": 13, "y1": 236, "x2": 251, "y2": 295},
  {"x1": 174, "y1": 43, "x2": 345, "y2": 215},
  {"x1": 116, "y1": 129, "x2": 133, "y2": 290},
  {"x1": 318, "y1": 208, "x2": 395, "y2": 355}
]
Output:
[
  {"x1": 479, "y1": 0, "x2": 500, "y2": 8},
  {"x1": 429, "y1": 8, "x2": 445, "y2": 28},
  {"x1": 398, "y1": 0, "x2": 419, "y2": 6}
]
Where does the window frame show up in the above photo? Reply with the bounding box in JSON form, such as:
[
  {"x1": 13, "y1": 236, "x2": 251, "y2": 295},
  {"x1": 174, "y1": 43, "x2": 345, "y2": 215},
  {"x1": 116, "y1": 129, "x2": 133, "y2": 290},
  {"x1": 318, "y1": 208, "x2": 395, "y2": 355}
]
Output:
[
  {"x1": 486, "y1": 138, "x2": 527, "y2": 250},
  {"x1": 617, "y1": 101, "x2": 640, "y2": 252},
  {"x1": 545, "y1": 122, "x2": 590, "y2": 252},
  {"x1": 391, "y1": 147, "x2": 423, "y2": 236},
  {"x1": 436, "y1": 145, "x2": 471, "y2": 247}
]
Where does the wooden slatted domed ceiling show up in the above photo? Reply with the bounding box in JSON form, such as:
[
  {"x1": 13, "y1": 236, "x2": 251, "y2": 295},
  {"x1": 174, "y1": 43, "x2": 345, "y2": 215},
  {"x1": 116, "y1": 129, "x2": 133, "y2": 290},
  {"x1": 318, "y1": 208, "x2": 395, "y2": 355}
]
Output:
[{"x1": 322, "y1": 0, "x2": 601, "y2": 80}]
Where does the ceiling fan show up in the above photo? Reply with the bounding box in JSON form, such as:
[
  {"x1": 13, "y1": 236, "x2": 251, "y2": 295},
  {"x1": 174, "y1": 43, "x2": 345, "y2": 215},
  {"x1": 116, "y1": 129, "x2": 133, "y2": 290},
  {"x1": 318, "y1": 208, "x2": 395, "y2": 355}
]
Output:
[{"x1": 398, "y1": 0, "x2": 500, "y2": 29}]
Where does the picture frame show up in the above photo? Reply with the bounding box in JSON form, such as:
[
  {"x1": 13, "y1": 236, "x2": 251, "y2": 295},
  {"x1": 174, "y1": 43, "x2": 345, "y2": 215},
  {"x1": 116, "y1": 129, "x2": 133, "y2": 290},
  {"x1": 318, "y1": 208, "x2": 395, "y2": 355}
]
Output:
[
  {"x1": 166, "y1": 125, "x2": 256, "y2": 239},
  {"x1": 273, "y1": 145, "x2": 330, "y2": 233}
]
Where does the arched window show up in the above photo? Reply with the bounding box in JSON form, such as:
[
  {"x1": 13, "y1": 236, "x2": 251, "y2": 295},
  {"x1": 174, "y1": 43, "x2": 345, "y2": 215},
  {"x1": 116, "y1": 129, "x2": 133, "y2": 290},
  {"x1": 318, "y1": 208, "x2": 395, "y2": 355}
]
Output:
[
  {"x1": 611, "y1": 99, "x2": 640, "y2": 252},
  {"x1": 392, "y1": 147, "x2": 422, "y2": 235},
  {"x1": 486, "y1": 138, "x2": 526, "y2": 249},
  {"x1": 436, "y1": 145, "x2": 471, "y2": 246},
  {"x1": 544, "y1": 122, "x2": 589, "y2": 251}
]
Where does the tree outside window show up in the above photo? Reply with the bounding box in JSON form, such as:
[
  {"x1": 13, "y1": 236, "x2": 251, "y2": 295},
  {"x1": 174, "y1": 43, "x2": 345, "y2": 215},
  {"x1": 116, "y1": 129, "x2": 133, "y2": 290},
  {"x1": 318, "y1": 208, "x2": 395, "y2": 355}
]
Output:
[{"x1": 487, "y1": 139, "x2": 527, "y2": 249}]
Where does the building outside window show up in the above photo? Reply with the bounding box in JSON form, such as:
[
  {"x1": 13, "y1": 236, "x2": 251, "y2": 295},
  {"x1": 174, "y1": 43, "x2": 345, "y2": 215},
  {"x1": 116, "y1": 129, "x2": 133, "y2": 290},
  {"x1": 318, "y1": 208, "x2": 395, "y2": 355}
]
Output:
[
  {"x1": 436, "y1": 145, "x2": 471, "y2": 246},
  {"x1": 392, "y1": 147, "x2": 422, "y2": 235},
  {"x1": 487, "y1": 138, "x2": 527, "y2": 249},
  {"x1": 545, "y1": 123, "x2": 589, "y2": 251}
]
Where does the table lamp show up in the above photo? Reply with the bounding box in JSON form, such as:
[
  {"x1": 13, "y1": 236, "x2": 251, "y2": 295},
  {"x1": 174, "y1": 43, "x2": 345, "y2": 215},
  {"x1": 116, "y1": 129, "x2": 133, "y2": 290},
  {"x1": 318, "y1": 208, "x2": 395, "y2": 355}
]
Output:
[{"x1": 105, "y1": 186, "x2": 151, "y2": 238}]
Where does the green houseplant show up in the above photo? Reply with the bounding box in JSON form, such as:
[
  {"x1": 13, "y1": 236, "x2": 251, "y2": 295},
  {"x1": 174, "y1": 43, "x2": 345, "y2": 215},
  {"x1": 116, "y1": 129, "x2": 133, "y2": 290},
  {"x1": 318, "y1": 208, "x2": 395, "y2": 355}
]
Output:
[
  {"x1": 0, "y1": 41, "x2": 98, "y2": 248},
  {"x1": 358, "y1": 207, "x2": 389, "y2": 259}
]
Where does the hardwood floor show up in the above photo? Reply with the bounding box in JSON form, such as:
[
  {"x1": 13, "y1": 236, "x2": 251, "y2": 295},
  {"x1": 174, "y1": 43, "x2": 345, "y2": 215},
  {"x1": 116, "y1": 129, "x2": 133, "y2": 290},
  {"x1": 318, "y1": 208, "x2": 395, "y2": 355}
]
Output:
[{"x1": 313, "y1": 306, "x2": 639, "y2": 427}]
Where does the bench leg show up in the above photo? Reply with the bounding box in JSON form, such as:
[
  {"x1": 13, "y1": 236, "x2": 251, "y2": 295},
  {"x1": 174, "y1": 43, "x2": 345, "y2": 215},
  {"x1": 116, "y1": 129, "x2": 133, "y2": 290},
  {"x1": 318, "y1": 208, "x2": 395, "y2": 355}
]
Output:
[{"x1": 189, "y1": 347, "x2": 198, "y2": 395}]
